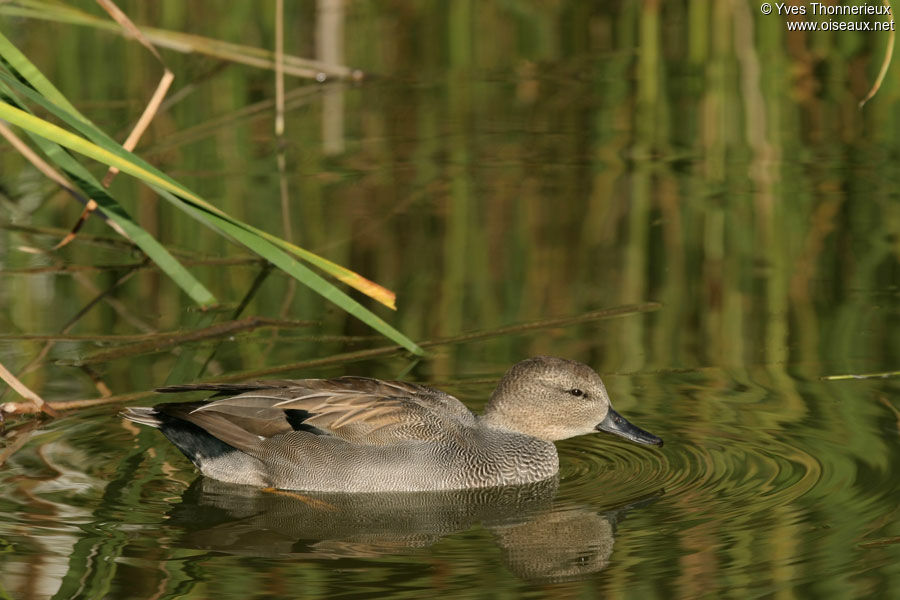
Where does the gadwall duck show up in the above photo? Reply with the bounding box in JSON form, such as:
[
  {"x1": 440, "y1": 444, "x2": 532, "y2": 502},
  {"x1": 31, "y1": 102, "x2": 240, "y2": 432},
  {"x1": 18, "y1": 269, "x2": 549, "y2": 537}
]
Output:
[{"x1": 121, "y1": 356, "x2": 663, "y2": 492}]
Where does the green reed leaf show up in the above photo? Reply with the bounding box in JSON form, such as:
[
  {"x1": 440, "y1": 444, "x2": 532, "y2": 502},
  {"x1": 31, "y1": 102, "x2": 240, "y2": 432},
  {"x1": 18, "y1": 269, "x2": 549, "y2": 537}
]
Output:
[
  {"x1": 0, "y1": 34, "x2": 218, "y2": 307},
  {"x1": 0, "y1": 71, "x2": 423, "y2": 355}
]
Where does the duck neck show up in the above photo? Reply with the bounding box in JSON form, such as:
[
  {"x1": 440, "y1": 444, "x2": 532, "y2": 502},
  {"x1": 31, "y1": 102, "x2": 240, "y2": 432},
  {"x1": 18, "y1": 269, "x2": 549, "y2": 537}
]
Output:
[
  {"x1": 478, "y1": 407, "x2": 546, "y2": 441},
  {"x1": 473, "y1": 414, "x2": 560, "y2": 484}
]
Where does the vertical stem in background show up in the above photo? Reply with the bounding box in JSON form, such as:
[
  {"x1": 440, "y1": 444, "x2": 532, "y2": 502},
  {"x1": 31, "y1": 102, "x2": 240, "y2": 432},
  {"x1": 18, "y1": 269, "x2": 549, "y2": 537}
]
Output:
[
  {"x1": 731, "y1": 0, "x2": 776, "y2": 375},
  {"x1": 731, "y1": 0, "x2": 777, "y2": 224},
  {"x1": 275, "y1": 0, "x2": 297, "y2": 317},
  {"x1": 274, "y1": 0, "x2": 285, "y2": 142},
  {"x1": 619, "y1": 0, "x2": 659, "y2": 377},
  {"x1": 318, "y1": 0, "x2": 345, "y2": 155},
  {"x1": 274, "y1": 0, "x2": 289, "y2": 238},
  {"x1": 700, "y1": 0, "x2": 729, "y2": 371},
  {"x1": 731, "y1": 0, "x2": 784, "y2": 372},
  {"x1": 734, "y1": 4, "x2": 808, "y2": 583},
  {"x1": 436, "y1": 0, "x2": 473, "y2": 379}
]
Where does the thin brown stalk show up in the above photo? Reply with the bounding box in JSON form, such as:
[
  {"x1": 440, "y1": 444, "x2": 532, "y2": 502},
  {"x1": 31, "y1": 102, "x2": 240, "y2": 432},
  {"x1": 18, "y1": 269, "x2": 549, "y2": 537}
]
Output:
[
  {"x1": 822, "y1": 370, "x2": 900, "y2": 380},
  {"x1": 218, "y1": 302, "x2": 664, "y2": 381},
  {"x1": 274, "y1": 0, "x2": 286, "y2": 139},
  {"x1": 53, "y1": 390, "x2": 157, "y2": 411},
  {"x1": 878, "y1": 396, "x2": 900, "y2": 435},
  {"x1": 0, "y1": 361, "x2": 56, "y2": 416},
  {"x1": 1, "y1": 255, "x2": 264, "y2": 274},
  {"x1": 72, "y1": 315, "x2": 312, "y2": 366},
  {"x1": 80, "y1": 365, "x2": 113, "y2": 397},
  {"x1": 0, "y1": 122, "x2": 129, "y2": 243},
  {"x1": 96, "y1": 0, "x2": 163, "y2": 60},
  {"x1": 859, "y1": 0, "x2": 895, "y2": 108},
  {"x1": 859, "y1": 536, "x2": 900, "y2": 548},
  {"x1": 96, "y1": 0, "x2": 174, "y2": 186},
  {"x1": 7, "y1": 0, "x2": 360, "y2": 79},
  {"x1": 100, "y1": 70, "x2": 174, "y2": 185},
  {"x1": 0, "y1": 319, "x2": 312, "y2": 343},
  {"x1": 51, "y1": 200, "x2": 102, "y2": 250},
  {"x1": 417, "y1": 302, "x2": 663, "y2": 348},
  {"x1": 0, "y1": 121, "x2": 83, "y2": 196}
]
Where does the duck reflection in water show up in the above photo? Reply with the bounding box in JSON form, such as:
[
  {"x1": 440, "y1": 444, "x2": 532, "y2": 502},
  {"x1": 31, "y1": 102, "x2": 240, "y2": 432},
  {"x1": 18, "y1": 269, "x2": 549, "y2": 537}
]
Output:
[{"x1": 167, "y1": 477, "x2": 663, "y2": 583}]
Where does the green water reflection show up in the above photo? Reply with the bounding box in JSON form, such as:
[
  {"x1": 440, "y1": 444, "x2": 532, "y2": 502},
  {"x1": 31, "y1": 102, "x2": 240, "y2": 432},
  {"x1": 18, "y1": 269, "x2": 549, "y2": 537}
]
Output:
[{"x1": 1, "y1": 0, "x2": 899, "y2": 598}]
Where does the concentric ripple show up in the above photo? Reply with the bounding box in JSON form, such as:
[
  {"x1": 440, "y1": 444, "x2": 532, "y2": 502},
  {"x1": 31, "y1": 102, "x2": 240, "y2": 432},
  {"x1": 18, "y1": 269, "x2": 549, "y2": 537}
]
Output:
[{"x1": 557, "y1": 426, "x2": 825, "y2": 521}]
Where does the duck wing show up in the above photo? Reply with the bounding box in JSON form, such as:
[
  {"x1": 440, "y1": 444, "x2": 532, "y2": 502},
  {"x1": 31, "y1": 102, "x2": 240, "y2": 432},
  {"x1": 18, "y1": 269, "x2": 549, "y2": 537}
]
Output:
[{"x1": 156, "y1": 376, "x2": 476, "y2": 448}]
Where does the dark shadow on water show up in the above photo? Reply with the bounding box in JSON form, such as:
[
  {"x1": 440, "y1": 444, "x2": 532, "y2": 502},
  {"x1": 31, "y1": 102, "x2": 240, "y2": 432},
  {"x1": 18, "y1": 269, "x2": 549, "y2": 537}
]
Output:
[{"x1": 167, "y1": 477, "x2": 663, "y2": 583}]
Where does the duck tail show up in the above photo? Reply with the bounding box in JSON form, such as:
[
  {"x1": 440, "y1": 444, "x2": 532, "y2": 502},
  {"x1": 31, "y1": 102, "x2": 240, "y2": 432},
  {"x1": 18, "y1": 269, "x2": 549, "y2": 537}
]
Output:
[{"x1": 120, "y1": 406, "x2": 162, "y2": 428}]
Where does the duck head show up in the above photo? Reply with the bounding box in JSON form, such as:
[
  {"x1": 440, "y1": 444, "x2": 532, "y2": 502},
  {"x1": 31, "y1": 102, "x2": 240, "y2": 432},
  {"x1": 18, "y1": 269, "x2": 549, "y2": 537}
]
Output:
[{"x1": 480, "y1": 356, "x2": 663, "y2": 446}]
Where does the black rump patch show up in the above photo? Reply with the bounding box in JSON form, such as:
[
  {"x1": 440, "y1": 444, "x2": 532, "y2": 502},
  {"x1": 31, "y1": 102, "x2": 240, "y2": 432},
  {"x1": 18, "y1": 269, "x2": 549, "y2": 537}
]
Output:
[
  {"x1": 284, "y1": 409, "x2": 329, "y2": 436},
  {"x1": 153, "y1": 409, "x2": 240, "y2": 469}
]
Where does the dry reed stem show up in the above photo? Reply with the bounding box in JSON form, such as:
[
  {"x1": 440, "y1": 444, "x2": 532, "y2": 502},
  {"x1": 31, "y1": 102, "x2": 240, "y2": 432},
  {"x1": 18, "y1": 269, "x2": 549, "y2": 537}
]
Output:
[
  {"x1": 0, "y1": 122, "x2": 84, "y2": 198},
  {"x1": 96, "y1": 0, "x2": 174, "y2": 186},
  {"x1": 72, "y1": 316, "x2": 313, "y2": 366},
  {"x1": 274, "y1": 0, "x2": 286, "y2": 138},
  {"x1": 859, "y1": 0, "x2": 895, "y2": 108},
  {"x1": 0, "y1": 361, "x2": 57, "y2": 417},
  {"x1": 7, "y1": 1, "x2": 360, "y2": 79},
  {"x1": 0, "y1": 122, "x2": 131, "y2": 242},
  {"x1": 100, "y1": 70, "x2": 174, "y2": 186}
]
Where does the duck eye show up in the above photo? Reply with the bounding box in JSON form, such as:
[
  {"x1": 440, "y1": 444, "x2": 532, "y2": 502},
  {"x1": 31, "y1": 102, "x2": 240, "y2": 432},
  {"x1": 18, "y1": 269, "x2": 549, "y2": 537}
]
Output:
[{"x1": 568, "y1": 388, "x2": 585, "y2": 397}]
